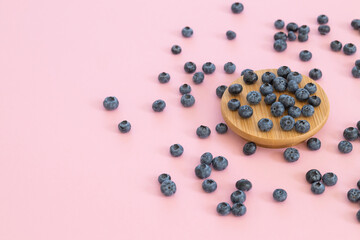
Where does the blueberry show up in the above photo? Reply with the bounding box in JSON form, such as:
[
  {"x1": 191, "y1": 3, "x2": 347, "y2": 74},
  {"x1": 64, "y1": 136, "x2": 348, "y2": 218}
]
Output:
[
  {"x1": 295, "y1": 119, "x2": 310, "y2": 133},
  {"x1": 280, "y1": 115, "x2": 295, "y2": 131},
  {"x1": 286, "y1": 22, "x2": 298, "y2": 32},
  {"x1": 343, "y1": 127, "x2": 359, "y2": 141},
  {"x1": 317, "y1": 14, "x2": 329, "y2": 24},
  {"x1": 278, "y1": 94, "x2": 295, "y2": 108},
  {"x1": 357, "y1": 210, "x2": 360, "y2": 223},
  {"x1": 118, "y1": 120, "x2": 131, "y2": 133},
  {"x1": 298, "y1": 33, "x2": 309, "y2": 42},
  {"x1": 288, "y1": 106, "x2": 301, "y2": 118},
  {"x1": 343, "y1": 43, "x2": 357, "y2": 55},
  {"x1": 347, "y1": 189, "x2": 360, "y2": 202},
  {"x1": 216, "y1": 202, "x2": 231, "y2": 216},
  {"x1": 304, "y1": 83, "x2": 317, "y2": 94},
  {"x1": 357, "y1": 121, "x2": 360, "y2": 131},
  {"x1": 274, "y1": 19, "x2": 285, "y2": 29},
  {"x1": 274, "y1": 32, "x2": 287, "y2": 41},
  {"x1": 200, "y1": 152, "x2": 213, "y2": 165},
  {"x1": 287, "y1": 71, "x2": 303, "y2": 84},
  {"x1": 160, "y1": 180, "x2": 177, "y2": 196},
  {"x1": 170, "y1": 144, "x2": 184, "y2": 157},
  {"x1": 171, "y1": 45, "x2": 182, "y2": 55},
  {"x1": 224, "y1": 62, "x2": 236, "y2": 74},
  {"x1": 243, "y1": 142, "x2": 257, "y2": 155},
  {"x1": 273, "y1": 77, "x2": 287, "y2": 92},
  {"x1": 258, "y1": 118, "x2": 273, "y2": 132},
  {"x1": 238, "y1": 105, "x2": 253, "y2": 118},
  {"x1": 301, "y1": 104, "x2": 315, "y2": 117},
  {"x1": 196, "y1": 125, "x2": 211, "y2": 139},
  {"x1": 330, "y1": 40, "x2": 342, "y2": 52},
  {"x1": 260, "y1": 83, "x2": 274, "y2": 96},
  {"x1": 152, "y1": 99, "x2": 166, "y2": 112},
  {"x1": 298, "y1": 25, "x2": 310, "y2": 34},
  {"x1": 274, "y1": 39, "x2": 287, "y2": 52},
  {"x1": 216, "y1": 85, "x2": 227, "y2": 98},
  {"x1": 308, "y1": 96, "x2": 322, "y2": 107},
  {"x1": 212, "y1": 156, "x2": 228, "y2": 171},
  {"x1": 307, "y1": 138, "x2": 321, "y2": 151},
  {"x1": 277, "y1": 66, "x2": 292, "y2": 77},
  {"x1": 311, "y1": 181, "x2": 325, "y2": 194},
  {"x1": 158, "y1": 72, "x2": 171, "y2": 83},
  {"x1": 322, "y1": 172, "x2": 338, "y2": 186},
  {"x1": 287, "y1": 31, "x2": 297, "y2": 41},
  {"x1": 202, "y1": 179, "x2": 217, "y2": 193},
  {"x1": 243, "y1": 71, "x2": 258, "y2": 85},
  {"x1": 352, "y1": 66, "x2": 360, "y2": 78},
  {"x1": 241, "y1": 68, "x2": 253, "y2": 76},
  {"x1": 232, "y1": 203, "x2": 247, "y2": 216},
  {"x1": 246, "y1": 91, "x2": 262, "y2": 105},
  {"x1": 202, "y1": 62, "x2": 216, "y2": 74},
  {"x1": 231, "y1": 2, "x2": 244, "y2": 14},
  {"x1": 179, "y1": 84, "x2": 191, "y2": 94},
  {"x1": 287, "y1": 80, "x2": 299, "y2": 93},
  {"x1": 338, "y1": 140, "x2": 353, "y2": 153},
  {"x1": 357, "y1": 179, "x2": 360, "y2": 189},
  {"x1": 216, "y1": 123, "x2": 228, "y2": 134},
  {"x1": 184, "y1": 62, "x2": 197, "y2": 73},
  {"x1": 318, "y1": 25, "x2": 330, "y2": 35},
  {"x1": 236, "y1": 179, "x2": 252, "y2": 191},
  {"x1": 306, "y1": 169, "x2": 322, "y2": 183},
  {"x1": 228, "y1": 83, "x2": 243, "y2": 95},
  {"x1": 264, "y1": 93, "x2": 277, "y2": 105},
  {"x1": 158, "y1": 173, "x2": 171, "y2": 184},
  {"x1": 262, "y1": 71, "x2": 276, "y2": 84},
  {"x1": 195, "y1": 163, "x2": 212, "y2": 179},
  {"x1": 228, "y1": 99, "x2": 241, "y2": 111},
  {"x1": 351, "y1": 19, "x2": 360, "y2": 30},
  {"x1": 226, "y1": 30, "x2": 237, "y2": 40},
  {"x1": 273, "y1": 189, "x2": 287, "y2": 202},
  {"x1": 103, "y1": 96, "x2": 119, "y2": 110},
  {"x1": 231, "y1": 190, "x2": 246, "y2": 203},
  {"x1": 192, "y1": 72, "x2": 205, "y2": 84},
  {"x1": 271, "y1": 102, "x2": 285, "y2": 117},
  {"x1": 299, "y1": 50, "x2": 312, "y2": 61},
  {"x1": 284, "y1": 147, "x2": 300, "y2": 162},
  {"x1": 180, "y1": 94, "x2": 195, "y2": 107},
  {"x1": 356, "y1": 60, "x2": 360, "y2": 67},
  {"x1": 181, "y1": 26, "x2": 193, "y2": 38},
  {"x1": 295, "y1": 88, "x2": 310, "y2": 101}
]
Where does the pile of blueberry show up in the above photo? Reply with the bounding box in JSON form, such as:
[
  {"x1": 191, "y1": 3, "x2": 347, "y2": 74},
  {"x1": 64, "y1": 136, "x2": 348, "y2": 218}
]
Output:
[
  {"x1": 338, "y1": 121, "x2": 360, "y2": 154},
  {"x1": 305, "y1": 169, "x2": 338, "y2": 195},
  {"x1": 352, "y1": 60, "x2": 360, "y2": 78},
  {"x1": 346, "y1": 180, "x2": 360, "y2": 222},
  {"x1": 158, "y1": 173, "x2": 176, "y2": 196}
]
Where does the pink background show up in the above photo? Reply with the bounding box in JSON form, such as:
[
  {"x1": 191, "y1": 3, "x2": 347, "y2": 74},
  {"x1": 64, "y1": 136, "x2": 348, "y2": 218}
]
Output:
[{"x1": 0, "y1": 0, "x2": 360, "y2": 239}]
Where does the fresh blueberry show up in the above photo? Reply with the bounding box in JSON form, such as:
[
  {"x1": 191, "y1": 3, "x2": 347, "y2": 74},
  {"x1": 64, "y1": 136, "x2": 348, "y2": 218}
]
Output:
[
  {"x1": 318, "y1": 25, "x2": 330, "y2": 35},
  {"x1": 330, "y1": 40, "x2": 342, "y2": 52},
  {"x1": 274, "y1": 32, "x2": 287, "y2": 41},
  {"x1": 284, "y1": 147, "x2": 300, "y2": 162},
  {"x1": 202, "y1": 179, "x2": 217, "y2": 193},
  {"x1": 277, "y1": 66, "x2": 291, "y2": 78},
  {"x1": 195, "y1": 163, "x2": 212, "y2": 179},
  {"x1": 212, "y1": 156, "x2": 228, "y2": 171},
  {"x1": 231, "y1": 190, "x2": 246, "y2": 203},
  {"x1": 295, "y1": 119, "x2": 310, "y2": 133},
  {"x1": 226, "y1": 30, "x2": 237, "y2": 40},
  {"x1": 295, "y1": 88, "x2": 310, "y2": 101},
  {"x1": 216, "y1": 123, "x2": 228, "y2": 134},
  {"x1": 358, "y1": 121, "x2": 360, "y2": 131},
  {"x1": 343, "y1": 43, "x2": 357, "y2": 55},
  {"x1": 306, "y1": 169, "x2": 322, "y2": 183},
  {"x1": 271, "y1": 102, "x2": 285, "y2": 117},
  {"x1": 280, "y1": 115, "x2": 295, "y2": 131},
  {"x1": 181, "y1": 26, "x2": 193, "y2": 38},
  {"x1": 273, "y1": 189, "x2": 287, "y2": 202},
  {"x1": 196, "y1": 125, "x2": 211, "y2": 139},
  {"x1": 278, "y1": 94, "x2": 295, "y2": 108},
  {"x1": 184, "y1": 62, "x2": 197, "y2": 73},
  {"x1": 152, "y1": 99, "x2": 166, "y2": 112},
  {"x1": 246, "y1": 91, "x2": 262, "y2": 105},
  {"x1": 298, "y1": 25, "x2": 310, "y2": 34},
  {"x1": 241, "y1": 69, "x2": 253, "y2": 76},
  {"x1": 180, "y1": 94, "x2": 195, "y2": 107},
  {"x1": 260, "y1": 83, "x2": 274, "y2": 96},
  {"x1": 287, "y1": 80, "x2": 299, "y2": 93},
  {"x1": 352, "y1": 66, "x2": 360, "y2": 78},
  {"x1": 356, "y1": 60, "x2": 360, "y2": 67},
  {"x1": 322, "y1": 172, "x2": 338, "y2": 186},
  {"x1": 286, "y1": 22, "x2": 298, "y2": 32},
  {"x1": 224, "y1": 62, "x2": 236, "y2": 74},
  {"x1": 158, "y1": 173, "x2": 171, "y2": 184},
  {"x1": 347, "y1": 189, "x2": 360, "y2": 202},
  {"x1": 216, "y1": 85, "x2": 227, "y2": 98},
  {"x1": 357, "y1": 210, "x2": 360, "y2": 223},
  {"x1": 170, "y1": 144, "x2": 184, "y2": 157},
  {"x1": 171, "y1": 45, "x2": 182, "y2": 54},
  {"x1": 179, "y1": 84, "x2": 191, "y2": 94},
  {"x1": 262, "y1": 71, "x2": 276, "y2": 84},
  {"x1": 311, "y1": 181, "x2": 325, "y2": 194},
  {"x1": 243, "y1": 142, "x2": 257, "y2": 155},
  {"x1": 228, "y1": 83, "x2": 243, "y2": 95},
  {"x1": 308, "y1": 96, "x2": 321, "y2": 107},
  {"x1": 274, "y1": 19, "x2": 285, "y2": 29},
  {"x1": 298, "y1": 33, "x2": 309, "y2": 42},
  {"x1": 200, "y1": 152, "x2": 213, "y2": 165},
  {"x1": 304, "y1": 83, "x2": 317, "y2": 94},
  {"x1": 217, "y1": 202, "x2": 231, "y2": 216},
  {"x1": 264, "y1": 93, "x2": 277, "y2": 105},
  {"x1": 307, "y1": 138, "x2": 321, "y2": 150},
  {"x1": 236, "y1": 179, "x2": 252, "y2": 191},
  {"x1": 228, "y1": 99, "x2": 241, "y2": 111},
  {"x1": 351, "y1": 19, "x2": 360, "y2": 30},
  {"x1": 357, "y1": 179, "x2": 360, "y2": 189},
  {"x1": 258, "y1": 118, "x2": 273, "y2": 132},
  {"x1": 273, "y1": 77, "x2": 287, "y2": 92},
  {"x1": 160, "y1": 180, "x2": 176, "y2": 196},
  {"x1": 317, "y1": 14, "x2": 329, "y2": 24},
  {"x1": 299, "y1": 50, "x2": 312, "y2": 61},
  {"x1": 274, "y1": 39, "x2": 287, "y2": 52},
  {"x1": 103, "y1": 96, "x2": 119, "y2": 110},
  {"x1": 158, "y1": 72, "x2": 171, "y2": 83},
  {"x1": 301, "y1": 104, "x2": 315, "y2": 117},
  {"x1": 243, "y1": 71, "x2": 258, "y2": 84},
  {"x1": 288, "y1": 106, "x2": 301, "y2": 118},
  {"x1": 238, "y1": 105, "x2": 253, "y2": 118},
  {"x1": 288, "y1": 31, "x2": 297, "y2": 41},
  {"x1": 287, "y1": 71, "x2": 303, "y2": 84},
  {"x1": 192, "y1": 72, "x2": 204, "y2": 84},
  {"x1": 118, "y1": 120, "x2": 131, "y2": 133},
  {"x1": 338, "y1": 140, "x2": 353, "y2": 153},
  {"x1": 202, "y1": 62, "x2": 216, "y2": 74},
  {"x1": 232, "y1": 203, "x2": 247, "y2": 216},
  {"x1": 231, "y1": 2, "x2": 244, "y2": 14},
  {"x1": 343, "y1": 127, "x2": 359, "y2": 141}
]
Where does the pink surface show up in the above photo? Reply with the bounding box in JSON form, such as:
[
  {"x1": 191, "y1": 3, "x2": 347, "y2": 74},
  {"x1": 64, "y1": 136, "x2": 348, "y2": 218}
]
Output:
[{"x1": 0, "y1": 0, "x2": 360, "y2": 239}]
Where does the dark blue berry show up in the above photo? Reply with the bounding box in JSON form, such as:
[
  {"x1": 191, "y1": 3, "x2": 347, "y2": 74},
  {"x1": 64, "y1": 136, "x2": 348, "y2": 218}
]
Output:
[
  {"x1": 103, "y1": 96, "x2": 119, "y2": 110},
  {"x1": 202, "y1": 62, "x2": 216, "y2": 74},
  {"x1": 160, "y1": 180, "x2": 176, "y2": 196},
  {"x1": 158, "y1": 173, "x2": 171, "y2": 184},
  {"x1": 322, "y1": 172, "x2": 337, "y2": 186},
  {"x1": 217, "y1": 202, "x2": 231, "y2": 216},
  {"x1": 184, "y1": 62, "x2": 197, "y2": 73},
  {"x1": 288, "y1": 31, "x2": 296, "y2": 41},
  {"x1": 295, "y1": 119, "x2": 310, "y2": 133},
  {"x1": 216, "y1": 85, "x2": 227, "y2": 98},
  {"x1": 317, "y1": 14, "x2": 329, "y2": 24},
  {"x1": 274, "y1": 19, "x2": 285, "y2": 29},
  {"x1": 338, "y1": 140, "x2": 352, "y2": 153},
  {"x1": 307, "y1": 138, "x2": 321, "y2": 150},
  {"x1": 264, "y1": 93, "x2": 277, "y2": 105},
  {"x1": 196, "y1": 125, "x2": 211, "y2": 139},
  {"x1": 286, "y1": 22, "x2": 298, "y2": 32},
  {"x1": 192, "y1": 72, "x2": 204, "y2": 84},
  {"x1": 262, "y1": 71, "x2": 276, "y2": 84},
  {"x1": 224, "y1": 62, "x2": 236, "y2": 74},
  {"x1": 330, "y1": 40, "x2": 342, "y2": 52},
  {"x1": 343, "y1": 43, "x2": 357, "y2": 55},
  {"x1": 260, "y1": 83, "x2": 274, "y2": 95},
  {"x1": 357, "y1": 179, "x2": 360, "y2": 189},
  {"x1": 357, "y1": 210, "x2": 360, "y2": 222},
  {"x1": 232, "y1": 203, "x2": 247, "y2": 216},
  {"x1": 298, "y1": 33, "x2": 309, "y2": 42},
  {"x1": 171, "y1": 45, "x2": 181, "y2": 54},
  {"x1": 200, "y1": 152, "x2": 213, "y2": 165},
  {"x1": 274, "y1": 39, "x2": 287, "y2": 52},
  {"x1": 231, "y1": 2, "x2": 244, "y2": 14},
  {"x1": 298, "y1": 25, "x2": 310, "y2": 34},
  {"x1": 238, "y1": 105, "x2": 253, "y2": 118},
  {"x1": 274, "y1": 32, "x2": 287, "y2": 41},
  {"x1": 301, "y1": 104, "x2": 315, "y2": 117},
  {"x1": 278, "y1": 94, "x2": 295, "y2": 108},
  {"x1": 352, "y1": 66, "x2": 360, "y2": 78},
  {"x1": 152, "y1": 99, "x2": 166, "y2": 112},
  {"x1": 271, "y1": 102, "x2": 285, "y2": 117},
  {"x1": 212, "y1": 156, "x2": 228, "y2": 171},
  {"x1": 306, "y1": 169, "x2": 322, "y2": 183},
  {"x1": 288, "y1": 106, "x2": 301, "y2": 118},
  {"x1": 228, "y1": 83, "x2": 243, "y2": 95},
  {"x1": 351, "y1": 19, "x2": 360, "y2": 30},
  {"x1": 308, "y1": 96, "x2": 321, "y2": 107},
  {"x1": 357, "y1": 121, "x2": 360, "y2": 131},
  {"x1": 356, "y1": 60, "x2": 360, "y2": 67},
  {"x1": 295, "y1": 88, "x2": 310, "y2": 101},
  {"x1": 299, "y1": 50, "x2": 312, "y2": 61},
  {"x1": 216, "y1": 123, "x2": 228, "y2": 134},
  {"x1": 273, "y1": 189, "x2": 287, "y2": 202},
  {"x1": 243, "y1": 71, "x2": 258, "y2": 84},
  {"x1": 318, "y1": 25, "x2": 330, "y2": 35},
  {"x1": 179, "y1": 84, "x2": 191, "y2": 94},
  {"x1": 118, "y1": 120, "x2": 131, "y2": 133},
  {"x1": 195, "y1": 163, "x2": 212, "y2": 179},
  {"x1": 236, "y1": 179, "x2": 252, "y2": 191},
  {"x1": 347, "y1": 189, "x2": 360, "y2": 202},
  {"x1": 158, "y1": 72, "x2": 170, "y2": 83},
  {"x1": 287, "y1": 71, "x2": 303, "y2": 83},
  {"x1": 304, "y1": 83, "x2": 317, "y2": 94},
  {"x1": 231, "y1": 190, "x2": 246, "y2": 203},
  {"x1": 287, "y1": 80, "x2": 299, "y2": 93},
  {"x1": 343, "y1": 127, "x2": 359, "y2": 141},
  {"x1": 273, "y1": 77, "x2": 287, "y2": 92},
  {"x1": 246, "y1": 91, "x2": 262, "y2": 105},
  {"x1": 311, "y1": 181, "x2": 325, "y2": 194},
  {"x1": 280, "y1": 115, "x2": 295, "y2": 131},
  {"x1": 170, "y1": 144, "x2": 184, "y2": 157},
  {"x1": 226, "y1": 30, "x2": 237, "y2": 40},
  {"x1": 228, "y1": 99, "x2": 241, "y2": 111},
  {"x1": 181, "y1": 26, "x2": 193, "y2": 38},
  {"x1": 243, "y1": 142, "x2": 256, "y2": 155},
  {"x1": 284, "y1": 148, "x2": 300, "y2": 162},
  {"x1": 241, "y1": 68, "x2": 253, "y2": 76},
  {"x1": 202, "y1": 179, "x2": 217, "y2": 193},
  {"x1": 258, "y1": 118, "x2": 273, "y2": 132},
  {"x1": 181, "y1": 94, "x2": 195, "y2": 107}
]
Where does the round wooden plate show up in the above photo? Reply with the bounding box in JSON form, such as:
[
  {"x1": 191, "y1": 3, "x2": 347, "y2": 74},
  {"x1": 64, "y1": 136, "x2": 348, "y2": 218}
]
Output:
[{"x1": 221, "y1": 69, "x2": 330, "y2": 148}]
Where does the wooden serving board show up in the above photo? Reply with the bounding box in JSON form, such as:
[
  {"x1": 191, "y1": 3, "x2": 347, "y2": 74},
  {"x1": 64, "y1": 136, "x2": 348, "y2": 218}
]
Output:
[{"x1": 220, "y1": 69, "x2": 330, "y2": 148}]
